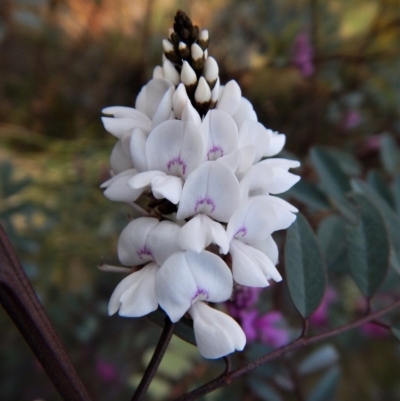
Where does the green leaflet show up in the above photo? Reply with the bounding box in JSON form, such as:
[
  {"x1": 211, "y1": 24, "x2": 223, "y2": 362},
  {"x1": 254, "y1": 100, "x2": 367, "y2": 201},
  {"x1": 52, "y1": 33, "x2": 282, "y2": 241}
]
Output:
[
  {"x1": 345, "y1": 194, "x2": 390, "y2": 298},
  {"x1": 284, "y1": 213, "x2": 327, "y2": 318}
]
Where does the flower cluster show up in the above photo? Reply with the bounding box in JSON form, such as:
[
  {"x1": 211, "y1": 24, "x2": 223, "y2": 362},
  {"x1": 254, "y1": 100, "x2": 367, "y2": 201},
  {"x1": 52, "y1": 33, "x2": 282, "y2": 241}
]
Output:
[{"x1": 101, "y1": 11, "x2": 300, "y2": 359}]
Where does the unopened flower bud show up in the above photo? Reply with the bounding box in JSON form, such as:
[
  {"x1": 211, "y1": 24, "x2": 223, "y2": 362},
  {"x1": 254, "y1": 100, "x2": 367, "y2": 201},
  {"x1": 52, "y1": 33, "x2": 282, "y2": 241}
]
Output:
[
  {"x1": 153, "y1": 66, "x2": 164, "y2": 79},
  {"x1": 172, "y1": 83, "x2": 188, "y2": 119},
  {"x1": 163, "y1": 59, "x2": 180, "y2": 86},
  {"x1": 191, "y1": 43, "x2": 203, "y2": 61},
  {"x1": 179, "y1": 42, "x2": 190, "y2": 59},
  {"x1": 195, "y1": 76, "x2": 211, "y2": 104},
  {"x1": 203, "y1": 56, "x2": 219, "y2": 89},
  {"x1": 181, "y1": 61, "x2": 197, "y2": 87},
  {"x1": 162, "y1": 39, "x2": 174, "y2": 54},
  {"x1": 191, "y1": 43, "x2": 204, "y2": 70},
  {"x1": 163, "y1": 39, "x2": 181, "y2": 64},
  {"x1": 211, "y1": 77, "x2": 220, "y2": 105},
  {"x1": 190, "y1": 25, "x2": 199, "y2": 41},
  {"x1": 198, "y1": 29, "x2": 209, "y2": 50}
]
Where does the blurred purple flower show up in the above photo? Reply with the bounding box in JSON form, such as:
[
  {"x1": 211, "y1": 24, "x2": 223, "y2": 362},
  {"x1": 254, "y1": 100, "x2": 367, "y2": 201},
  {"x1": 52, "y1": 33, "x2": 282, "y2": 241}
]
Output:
[
  {"x1": 239, "y1": 309, "x2": 259, "y2": 342},
  {"x1": 227, "y1": 285, "x2": 261, "y2": 318},
  {"x1": 310, "y1": 287, "x2": 337, "y2": 327},
  {"x1": 365, "y1": 135, "x2": 381, "y2": 151},
  {"x1": 96, "y1": 359, "x2": 117, "y2": 382},
  {"x1": 361, "y1": 323, "x2": 389, "y2": 339},
  {"x1": 226, "y1": 286, "x2": 288, "y2": 346},
  {"x1": 343, "y1": 110, "x2": 362, "y2": 130},
  {"x1": 256, "y1": 311, "x2": 289, "y2": 348},
  {"x1": 292, "y1": 32, "x2": 314, "y2": 78}
]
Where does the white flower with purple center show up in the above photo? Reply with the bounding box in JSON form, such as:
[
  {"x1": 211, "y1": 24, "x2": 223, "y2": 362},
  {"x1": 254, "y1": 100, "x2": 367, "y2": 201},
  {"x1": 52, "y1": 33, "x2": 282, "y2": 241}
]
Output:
[
  {"x1": 108, "y1": 217, "x2": 181, "y2": 318},
  {"x1": 101, "y1": 10, "x2": 300, "y2": 359}
]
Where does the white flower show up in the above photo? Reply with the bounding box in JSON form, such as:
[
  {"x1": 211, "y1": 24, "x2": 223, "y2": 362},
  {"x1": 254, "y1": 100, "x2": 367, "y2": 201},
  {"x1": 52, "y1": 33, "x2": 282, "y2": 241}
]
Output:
[
  {"x1": 155, "y1": 250, "x2": 246, "y2": 358},
  {"x1": 108, "y1": 217, "x2": 181, "y2": 317},
  {"x1": 101, "y1": 10, "x2": 301, "y2": 359}
]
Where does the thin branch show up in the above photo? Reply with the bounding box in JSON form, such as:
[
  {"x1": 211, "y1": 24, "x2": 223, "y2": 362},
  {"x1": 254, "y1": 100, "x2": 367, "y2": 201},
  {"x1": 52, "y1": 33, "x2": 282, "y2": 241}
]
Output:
[
  {"x1": 223, "y1": 356, "x2": 231, "y2": 384},
  {"x1": 131, "y1": 317, "x2": 175, "y2": 401},
  {"x1": 0, "y1": 225, "x2": 92, "y2": 401},
  {"x1": 175, "y1": 298, "x2": 400, "y2": 401}
]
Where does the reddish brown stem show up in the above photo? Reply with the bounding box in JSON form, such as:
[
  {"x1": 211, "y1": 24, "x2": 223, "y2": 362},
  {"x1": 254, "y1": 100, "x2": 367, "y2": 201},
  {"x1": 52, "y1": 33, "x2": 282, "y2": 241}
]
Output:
[
  {"x1": 0, "y1": 225, "x2": 92, "y2": 401},
  {"x1": 175, "y1": 298, "x2": 400, "y2": 401}
]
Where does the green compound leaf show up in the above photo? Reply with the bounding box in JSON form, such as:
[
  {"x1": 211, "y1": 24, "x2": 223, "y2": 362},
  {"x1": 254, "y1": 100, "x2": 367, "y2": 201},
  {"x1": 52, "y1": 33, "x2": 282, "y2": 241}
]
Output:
[
  {"x1": 284, "y1": 213, "x2": 327, "y2": 318},
  {"x1": 345, "y1": 193, "x2": 390, "y2": 298},
  {"x1": 147, "y1": 308, "x2": 196, "y2": 346}
]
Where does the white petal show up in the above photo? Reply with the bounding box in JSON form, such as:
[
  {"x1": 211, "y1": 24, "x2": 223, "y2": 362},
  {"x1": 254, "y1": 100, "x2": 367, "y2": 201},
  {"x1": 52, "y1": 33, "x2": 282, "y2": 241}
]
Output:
[
  {"x1": 129, "y1": 170, "x2": 165, "y2": 189},
  {"x1": 230, "y1": 239, "x2": 282, "y2": 286},
  {"x1": 108, "y1": 263, "x2": 158, "y2": 317},
  {"x1": 147, "y1": 221, "x2": 182, "y2": 265},
  {"x1": 200, "y1": 110, "x2": 238, "y2": 161},
  {"x1": 227, "y1": 197, "x2": 278, "y2": 242},
  {"x1": 259, "y1": 158, "x2": 301, "y2": 170},
  {"x1": 178, "y1": 215, "x2": 209, "y2": 253},
  {"x1": 252, "y1": 235, "x2": 279, "y2": 265},
  {"x1": 216, "y1": 80, "x2": 241, "y2": 115},
  {"x1": 237, "y1": 145, "x2": 256, "y2": 174},
  {"x1": 263, "y1": 194, "x2": 299, "y2": 212},
  {"x1": 101, "y1": 168, "x2": 135, "y2": 188},
  {"x1": 178, "y1": 214, "x2": 229, "y2": 254},
  {"x1": 189, "y1": 302, "x2": 246, "y2": 359},
  {"x1": 151, "y1": 86, "x2": 175, "y2": 129},
  {"x1": 135, "y1": 78, "x2": 174, "y2": 119},
  {"x1": 216, "y1": 150, "x2": 241, "y2": 173},
  {"x1": 130, "y1": 128, "x2": 148, "y2": 172},
  {"x1": 265, "y1": 131, "x2": 286, "y2": 157},
  {"x1": 232, "y1": 97, "x2": 257, "y2": 129},
  {"x1": 103, "y1": 169, "x2": 143, "y2": 203},
  {"x1": 102, "y1": 116, "x2": 151, "y2": 138},
  {"x1": 267, "y1": 169, "x2": 300, "y2": 194},
  {"x1": 156, "y1": 251, "x2": 232, "y2": 322},
  {"x1": 110, "y1": 140, "x2": 133, "y2": 174},
  {"x1": 177, "y1": 162, "x2": 240, "y2": 222},
  {"x1": 239, "y1": 164, "x2": 274, "y2": 198},
  {"x1": 146, "y1": 120, "x2": 203, "y2": 179},
  {"x1": 151, "y1": 175, "x2": 183, "y2": 204},
  {"x1": 117, "y1": 217, "x2": 159, "y2": 266},
  {"x1": 238, "y1": 120, "x2": 270, "y2": 163},
  {"x1": 102, "y1": 106, "x2": 151, "y2": 122}
]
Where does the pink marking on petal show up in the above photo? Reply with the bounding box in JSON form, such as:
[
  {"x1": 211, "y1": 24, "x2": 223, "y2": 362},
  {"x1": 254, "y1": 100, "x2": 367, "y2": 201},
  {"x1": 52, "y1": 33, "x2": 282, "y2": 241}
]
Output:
[
  {"x1": 233, "y1": 226, "x2": 247, "y2": 238},
  {"x1": 207, "y1": 145, "x2": 224, "y2": 160},
  {"x1": 194, "y1": 197, "x2": 216, "y2": 213},
  {"x1": 137, "y1": 246, "x2": 153, "y2": 260},
  {"x1": 167, "y1": 156, "x2": 187, "y2": 175},
  {"x1": 191, "y1": 288, "x2": 209, "y2": 304}
]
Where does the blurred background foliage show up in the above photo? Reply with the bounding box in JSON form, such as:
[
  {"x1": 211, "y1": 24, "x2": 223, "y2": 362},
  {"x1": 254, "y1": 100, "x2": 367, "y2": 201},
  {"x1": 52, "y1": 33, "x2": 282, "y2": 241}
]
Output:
[{"x1": 0, "y1": 0, "x2": 400, "y2": 400}]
